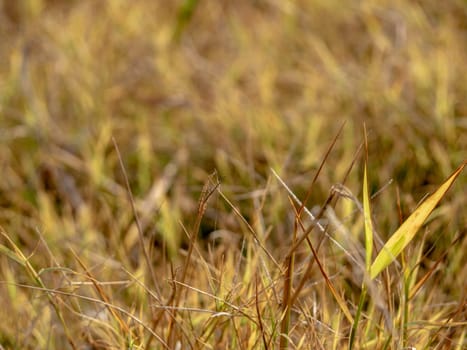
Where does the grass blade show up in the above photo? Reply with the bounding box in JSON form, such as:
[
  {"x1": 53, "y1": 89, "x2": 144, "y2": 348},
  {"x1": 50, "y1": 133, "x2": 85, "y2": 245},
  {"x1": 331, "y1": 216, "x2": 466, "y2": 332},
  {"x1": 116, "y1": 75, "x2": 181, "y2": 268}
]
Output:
[
  {"x1": 370, "y1": 162, "x2": 465, "y2": 280},
  {"x1": 0, "y1": 244, "x2": 26, "y2": 267},
  {"x1": 348, "y1": 286, "x2": 367, "y2": 350},
  {"x1": 362, "y1": 124, "x2": 373, "y2": 271},
  {"x1": 349, "y1": 154, "x2": 373, "y2": 349},
  {"x1": 363, "y1": 163, "x2": 373, "y2": 270}
]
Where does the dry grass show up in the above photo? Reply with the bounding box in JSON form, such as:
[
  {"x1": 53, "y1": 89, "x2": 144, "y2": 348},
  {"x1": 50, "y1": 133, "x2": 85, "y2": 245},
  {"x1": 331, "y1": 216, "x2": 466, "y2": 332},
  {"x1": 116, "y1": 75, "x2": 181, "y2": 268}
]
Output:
[{"x1": 0, "y1": 1, "x2": 466, "y2": 349}]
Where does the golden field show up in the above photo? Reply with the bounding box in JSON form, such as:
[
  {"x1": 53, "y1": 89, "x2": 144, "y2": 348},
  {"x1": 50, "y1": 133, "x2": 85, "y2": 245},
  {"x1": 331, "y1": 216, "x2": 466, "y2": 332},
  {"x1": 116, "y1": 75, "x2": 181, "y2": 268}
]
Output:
[{"x1": 0, "y1": 1, "x2": 465, "y2": 349}]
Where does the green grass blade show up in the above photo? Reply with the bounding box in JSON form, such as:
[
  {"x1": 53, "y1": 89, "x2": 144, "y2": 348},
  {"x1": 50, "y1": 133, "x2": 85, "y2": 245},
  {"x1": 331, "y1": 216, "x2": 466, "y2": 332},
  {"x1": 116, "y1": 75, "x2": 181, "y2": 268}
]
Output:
[
  {"x1": 173, "y1": 0, "x2": 199, "y2": 42},
  {"x1": 348, "y1": 286, "x2": 367, "y2": 350},
  {"x1": 370, "y1": 163, "x2": 465, "y2": 279}
]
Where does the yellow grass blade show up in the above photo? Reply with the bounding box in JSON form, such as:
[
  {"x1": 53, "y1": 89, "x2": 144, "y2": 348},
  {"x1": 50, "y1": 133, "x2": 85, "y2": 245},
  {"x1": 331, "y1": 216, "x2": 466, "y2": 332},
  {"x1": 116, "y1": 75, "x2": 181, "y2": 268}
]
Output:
[
  {"x1": 363, "y1": 163, "x2": 373, "y2": 270},
  {"x1": 0, "y1": 243, "x2": 26, "y2": 267},
  {"x1": 370, "y1": 162, "x2": 465, "y2": 280}
]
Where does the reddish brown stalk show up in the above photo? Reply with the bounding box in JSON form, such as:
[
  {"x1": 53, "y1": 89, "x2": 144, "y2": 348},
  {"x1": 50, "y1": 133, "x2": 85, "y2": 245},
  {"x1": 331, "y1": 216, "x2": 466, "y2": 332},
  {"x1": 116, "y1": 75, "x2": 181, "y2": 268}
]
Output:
[
  {"x1": 410, "y1": 232, "x2": 464, "y2": 300},
  {"x1": 166, "y1": 172, "x2": 219, "y2": 347},
  {"x1": 297, "y1": 121, "x2": 346, "y2": 218}
]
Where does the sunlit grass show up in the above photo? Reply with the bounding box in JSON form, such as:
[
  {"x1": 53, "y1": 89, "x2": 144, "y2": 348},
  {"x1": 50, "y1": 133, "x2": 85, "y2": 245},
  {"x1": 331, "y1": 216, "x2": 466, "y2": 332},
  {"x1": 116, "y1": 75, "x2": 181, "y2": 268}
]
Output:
[{"x1": 0, "y1": 0, "x2": 466, "y2": 349}]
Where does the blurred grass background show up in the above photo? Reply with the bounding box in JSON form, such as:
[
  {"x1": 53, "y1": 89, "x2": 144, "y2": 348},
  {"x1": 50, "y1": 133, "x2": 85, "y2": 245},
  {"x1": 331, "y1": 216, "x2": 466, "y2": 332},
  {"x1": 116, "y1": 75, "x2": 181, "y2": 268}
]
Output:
[{"x1": 0, "y1": 0, "x2": 465, "y2": 349}]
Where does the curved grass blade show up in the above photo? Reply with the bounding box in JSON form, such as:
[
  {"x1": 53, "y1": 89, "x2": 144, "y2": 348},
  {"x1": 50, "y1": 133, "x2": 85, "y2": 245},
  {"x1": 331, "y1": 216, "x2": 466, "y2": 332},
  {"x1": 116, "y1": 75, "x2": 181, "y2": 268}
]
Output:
[{"x1": 370, "y1": 162, "x2": 465, "y2": 280}]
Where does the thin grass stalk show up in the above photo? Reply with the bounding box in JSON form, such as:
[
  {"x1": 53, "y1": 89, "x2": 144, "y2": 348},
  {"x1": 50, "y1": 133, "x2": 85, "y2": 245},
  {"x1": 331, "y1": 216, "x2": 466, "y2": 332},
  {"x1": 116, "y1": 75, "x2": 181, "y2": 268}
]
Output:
[
  {"x1": 279, "y1": 217, "x2": 297, "y2": 350},
  {"x1": 255, "y1": 274, "x2": 269, "y2": 350},
  {"x1": 403, "y1": 263, "x2": 411, "y2": 349},
  {"x1": 166, "y1": 173, "x2": 219, "y2": 347}
]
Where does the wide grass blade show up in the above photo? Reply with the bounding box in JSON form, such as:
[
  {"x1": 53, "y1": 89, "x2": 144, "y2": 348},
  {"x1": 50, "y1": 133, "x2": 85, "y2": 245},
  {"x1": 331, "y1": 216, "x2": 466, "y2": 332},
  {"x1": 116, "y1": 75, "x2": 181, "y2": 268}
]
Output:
[{"x1": 370, "y1": 162, "x2": 465, "y2": 280}]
